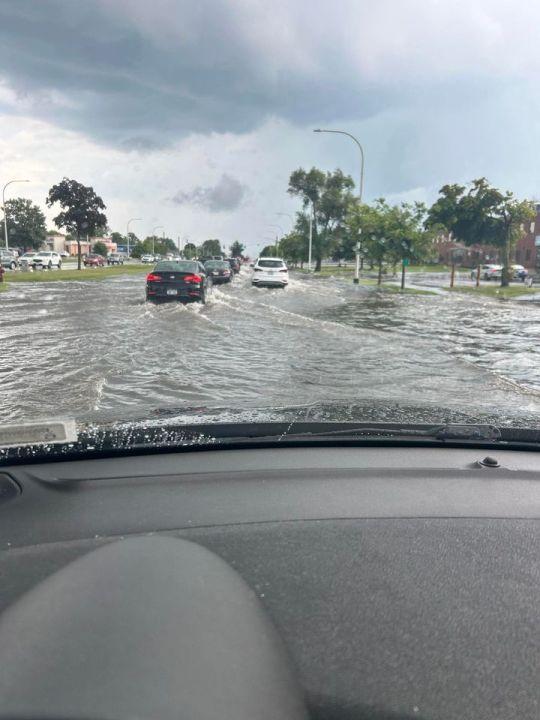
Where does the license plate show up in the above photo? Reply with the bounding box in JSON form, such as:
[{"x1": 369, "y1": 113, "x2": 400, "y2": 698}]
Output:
[
  {"x1": 268, "y1": 270, "x2": 276, "y2": 275},
  {"x1": 166, "y1": 288, "x2": 177, "y2": 296}
]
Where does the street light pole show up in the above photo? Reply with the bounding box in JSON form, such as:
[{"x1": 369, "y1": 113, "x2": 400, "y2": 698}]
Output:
[
  {"x1": 313, "y1": 128, "x2": 365, "y2": 202},
  {"x1": 354, "y1": 231, "x2": 362, "y2": 285},
  {"x1": 3, "y1": 179, "x2": 30, "y2": 250},
  {"x1": 126, "y1": 217, "x2": 141, "y2": 258},
  {"x1": 308, "y1": 208, "x2": 313, "y2": 271}
]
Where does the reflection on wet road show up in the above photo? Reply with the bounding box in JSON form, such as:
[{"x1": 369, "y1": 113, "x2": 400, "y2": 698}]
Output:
[{"x1": 2, "y1": 269, "x2": 540, "y2": 425}]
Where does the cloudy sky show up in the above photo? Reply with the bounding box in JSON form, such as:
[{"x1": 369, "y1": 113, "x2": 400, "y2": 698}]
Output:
[{"x1": 0, "y1": 0, "x2": 539, "y2": 254}]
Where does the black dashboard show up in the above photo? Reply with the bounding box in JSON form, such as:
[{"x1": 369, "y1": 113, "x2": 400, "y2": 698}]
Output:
[{"x1": 0, "y1": 445, "x2": 539, "y2": 719}]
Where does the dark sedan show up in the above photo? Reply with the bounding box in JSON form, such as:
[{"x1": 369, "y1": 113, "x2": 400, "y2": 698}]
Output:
[
  {"x1": 204, "y1": 259, "x2": 232, "y2": 284},
  {"x1": 146, "y1": 260, "x2": 210, "y2": 303}
]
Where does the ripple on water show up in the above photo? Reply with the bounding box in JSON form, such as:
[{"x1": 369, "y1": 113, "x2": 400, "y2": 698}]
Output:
[{"x1": 2, "y1": 271, "x2": 540, "y2": 424}]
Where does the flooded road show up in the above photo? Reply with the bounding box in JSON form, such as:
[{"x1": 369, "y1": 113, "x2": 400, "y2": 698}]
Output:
[{"x1": 2, "y1": 269, "x2": 540, "y2": 426}]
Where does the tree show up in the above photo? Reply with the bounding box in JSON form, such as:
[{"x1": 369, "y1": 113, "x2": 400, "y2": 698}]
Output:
[
  {"x1": 279, "y1": 231, "x2": 308, "y2": 267},
  {"x1": 183, "y1": 242, "x2": 198, "y2": 259},
  {"x1": 260, "y1": 244, "x2": 277, "y2": 257},
  {"x1": 288, "y1": 167, "x2": 354, "y2": 271},
  {"x1": 199, "y1": 238, "x2": 222, "y2": 257},
  {"x1": 427, "y1": 178, "x2": 535, "y2": 286},
  {"x1": 93, "y1": 241, "x2": 108, "y2": 257},
  {"x1": 229, "y1": 240, "x2": 245, "y2": 257},
  {"x1": 0, "y1": 198, "x2": 46, "y2": 250},
  {"x1": 130, "y1": 241, "x2": 145, "y2": 259},
  {"x1": 111, "y1": 231, "x2": 124, "y2": 247},
  {"x1": 46, "y1": 178, "x2": 107, "y2": 270}
]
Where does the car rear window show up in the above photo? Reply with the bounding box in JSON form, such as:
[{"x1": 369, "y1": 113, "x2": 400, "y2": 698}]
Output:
[
  {"x1": 205, "y1": 261, "x2": 229, "y2": 269},
  {"x1": 155, "y1": 261, "x2": 198, "y2": 273},
  {"x1": 258, "y1": 260, "x2": 284, "y2": 268}
]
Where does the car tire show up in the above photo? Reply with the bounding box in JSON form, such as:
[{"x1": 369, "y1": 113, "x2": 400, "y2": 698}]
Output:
[
  {"x1": 199, "y1": 289, "x2": 206, "y2": 304},
  {"x1": 58, "y1": 261, "x2": 62, "y2": 270},
  {"x1": 10, "y1": 261, "x2": 16, "y2": 270}
]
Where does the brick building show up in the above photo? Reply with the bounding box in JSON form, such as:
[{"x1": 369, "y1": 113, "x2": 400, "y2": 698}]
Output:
[
  {"x1": 515, "y1": 204, "x2": 540, "y2": 270},
  {"x1": 433, "y1": 235, "x2": 500, "y2": 267}
]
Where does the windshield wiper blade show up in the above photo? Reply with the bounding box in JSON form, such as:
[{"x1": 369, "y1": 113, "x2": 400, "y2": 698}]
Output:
[{"x1": 232, "y1": 423, "x2": 503, "y2": 443}]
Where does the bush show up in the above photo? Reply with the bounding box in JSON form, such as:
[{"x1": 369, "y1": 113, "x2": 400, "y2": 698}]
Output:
[{"x1": 93, "y1": 241, "x2": 108, "y2": 257}]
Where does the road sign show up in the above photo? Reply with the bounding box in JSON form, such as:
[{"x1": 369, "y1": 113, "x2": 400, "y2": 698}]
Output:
[{"x1": 402, "y1": 258, "x2": 409, "y2": 266}]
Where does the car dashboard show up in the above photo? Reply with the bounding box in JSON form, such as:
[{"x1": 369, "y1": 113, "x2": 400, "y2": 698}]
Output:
[{"x1": 0, "y1": 445, "x2": 539, "y2": 720}]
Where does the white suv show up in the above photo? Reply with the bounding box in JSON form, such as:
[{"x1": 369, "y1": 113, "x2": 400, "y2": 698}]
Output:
[
  {"x1": 252, "y1": 257, "x2": 289, "y2": 287},
  {"x1": 34, "y1": 251, "x2": 62, "y2": 269}
]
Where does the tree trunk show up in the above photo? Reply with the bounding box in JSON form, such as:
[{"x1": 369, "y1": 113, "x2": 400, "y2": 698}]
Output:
[
  {"x1": 77, "y1": 236, "x2": 82, "y2": 271},
  {"x1": 377, "y1": 260, "x2": 383, "y2": 285},
  {"x1": 501, "y1": 238, "x2": 511, "y2": 287},
  {"x1": 315, "y1": 255, "x2": 322, "y2": 272}
]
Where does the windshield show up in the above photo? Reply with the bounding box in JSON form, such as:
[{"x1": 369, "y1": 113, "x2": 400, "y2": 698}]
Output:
[
  {"x1": 155, "y1": 261, "x2": 198, "y2": 273},
  {"x1": 1, "y1": 1, "x2": 540, "y2": 455},
  {"x1": 257, "y1": 260, "x2": 285, "y2": 268}
]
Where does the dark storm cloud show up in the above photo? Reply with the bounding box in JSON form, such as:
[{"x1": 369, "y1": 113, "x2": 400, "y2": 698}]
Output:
[
  {"x1": 0, "y1": 0, "x2": 385, "y2": 148},
  {"x1": 171, "y1": 174, "x2": 246, "y2": 212}
]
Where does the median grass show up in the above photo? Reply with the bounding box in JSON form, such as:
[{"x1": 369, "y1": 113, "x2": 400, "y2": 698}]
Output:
[
  {"x1": 5, "y1": 265, "x2": 148, "y2": 283},
  {"x1": 448, "y1": 284, "x2": 539, "y2": 299},
  {"x1": 297, "y1": 263, "x2": 455, "y2": 277}
]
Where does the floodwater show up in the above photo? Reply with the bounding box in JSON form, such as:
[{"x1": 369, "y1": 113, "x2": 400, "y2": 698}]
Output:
[{"x1": 2, "y1": 269, "x2": 540, "y2": 427}]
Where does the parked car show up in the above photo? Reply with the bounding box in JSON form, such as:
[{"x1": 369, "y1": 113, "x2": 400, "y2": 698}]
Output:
[
  {"x1": 34, "y1": 251, "x2": 62, "y2": 269},
  {"x1": 107, "y1": 253, "x2": 125, "y2": 266},
  {"x1": 146, "y1": 260, "x2": 210, "y2": 303},
  {"x1": 226, "y1": 257, "x2": 241, "y2": 274},
  {"x1": 0, "y1": 249, "x2": 18, "y2": 270},
  {"x1": 511, "y1": 264, "x2": 528, "y2": 281},
  {"x1": 204, "y1": 260, "x2": 233, "y2": 284},
  {"x1": 251, "y1": 257, "x2": 289, "y2": 287},
  {"x1": 59, "y1": 250, "x2": 70, "y2": 258},
  {"x1": 468, "y1": 264, "x2": 501, "y2": 281},
  {"x1": 19, "y1": 251, "x2": 42, "y2": 270},
  {"x1": 83, "y1": 254, "x2": 105, "y2": 267},
  {"x1": 141, "y1": 254, "x2": 155, "y2": 264}
]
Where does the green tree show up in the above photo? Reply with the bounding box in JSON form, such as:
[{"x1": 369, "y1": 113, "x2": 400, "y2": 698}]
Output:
[
  {"x1": 183, "y1": 242, "x2": 198, "y2": 259},
  {"x1": 130, "y1": 241, "x2": 145, "y2": 259},
  {"x1": 260, "y1": 244, "x2": 277, "y2": 257},
  {"x1": 46, "y1": 178, "x2": 107, "y2": 270},
  {"x1": 0, "y1": 198, "x2": 46, "y2": 250},
  {"x1": 288, "y1": 167, "x2": 354, "y2": 271},
  {"x1": 199, "y1": 238, "x2": 222, "y2": 257},
  {"x1": 427, "y1": 178, "x2": 535, "y2": 286},
  {"x1": 229, "y1": 240, "x2": 245, "y2": 257},
  {"x1": 111, "y1": 231, "x2": 124, "y2": 247},
  {"x1": 93, "y1": 241, "x2": 108, "y2": 257},
  {"x1": 279, "y1": 231, "x2": 307, "y2": 267}
]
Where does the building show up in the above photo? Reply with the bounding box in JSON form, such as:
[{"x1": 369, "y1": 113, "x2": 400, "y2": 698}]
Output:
[
  {"x1": 432, "y1": 234, "x2": 500, "y2": 267},
  {"x1": 89, "y1": 236, "x2": 117, "y2": 254},
  {"x1": 45, "y1": 232, "x2": 67, "y2": 253},
  {"x1": 514, "y1": 204, "x2": 540, "y2": 270}
]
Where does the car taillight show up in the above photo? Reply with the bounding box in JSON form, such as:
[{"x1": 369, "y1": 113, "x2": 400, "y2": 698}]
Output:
[
  {"x1": 254, "y1": 267, "x2": 262, "y2": 272},
  {"x1": 183, "y1": 274, "x2": 202, "y2": 283},
  {"x1": 146, "y1": 273, "x2": 162, "y2": 282}
]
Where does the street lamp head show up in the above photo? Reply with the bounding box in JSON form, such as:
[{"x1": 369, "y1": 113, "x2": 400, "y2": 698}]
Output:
[{"x1": 313, "y1": 129, "x2": 322, "y2": 133}]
